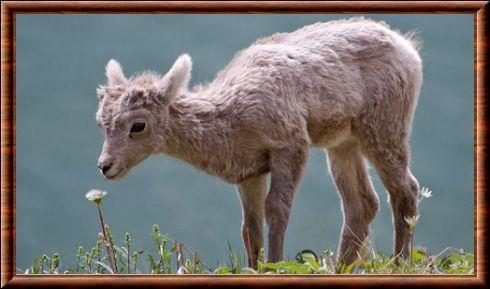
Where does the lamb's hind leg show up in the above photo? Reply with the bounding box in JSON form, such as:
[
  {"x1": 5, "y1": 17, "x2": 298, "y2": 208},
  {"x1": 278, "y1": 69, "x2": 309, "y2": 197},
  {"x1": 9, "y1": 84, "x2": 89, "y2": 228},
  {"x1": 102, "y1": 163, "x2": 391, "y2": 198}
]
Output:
[
  {"x1": 362, "y1": 140, "x2": 419, "y2": 260},
  {"x1": 236, "y1": 174, "x2": 268, "y2": 269},
  {"x1": 327, "y1": 141, "x2": 379, "y2": 266}
]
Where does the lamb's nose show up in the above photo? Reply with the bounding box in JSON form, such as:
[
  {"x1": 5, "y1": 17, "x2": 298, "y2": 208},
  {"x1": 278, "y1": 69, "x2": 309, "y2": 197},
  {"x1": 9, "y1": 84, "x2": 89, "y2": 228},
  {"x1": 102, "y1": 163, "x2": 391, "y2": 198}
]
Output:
[{"x1": 98, "y1": 163, "x2": 112, "y2": 175}]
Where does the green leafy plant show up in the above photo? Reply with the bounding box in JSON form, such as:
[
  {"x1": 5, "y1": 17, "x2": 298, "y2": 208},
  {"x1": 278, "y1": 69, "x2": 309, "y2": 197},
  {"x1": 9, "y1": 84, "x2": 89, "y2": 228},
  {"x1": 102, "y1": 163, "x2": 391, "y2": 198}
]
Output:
[{"x1": 21, "y1": 188, "x2": 473, "y2": 275}]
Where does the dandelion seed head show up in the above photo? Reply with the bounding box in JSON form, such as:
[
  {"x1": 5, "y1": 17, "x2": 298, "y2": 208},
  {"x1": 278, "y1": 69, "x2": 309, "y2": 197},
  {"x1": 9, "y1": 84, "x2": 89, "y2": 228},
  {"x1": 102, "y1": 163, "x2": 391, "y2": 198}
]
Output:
[
  {"x1": 420, "y1": 187, "x2": 433, "y2": 198},
  {"x1": 85, "y1": 189, "x2": 107, "y2": 204}
]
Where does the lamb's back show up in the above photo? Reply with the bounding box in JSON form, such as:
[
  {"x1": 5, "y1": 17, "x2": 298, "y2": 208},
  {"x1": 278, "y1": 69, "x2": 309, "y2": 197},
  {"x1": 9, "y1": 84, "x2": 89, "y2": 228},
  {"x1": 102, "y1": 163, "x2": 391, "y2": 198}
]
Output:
[
  {"x1": 211, "y1": 18, "x2": 400, "y2": 93},
  {"x1": 206, "y1": 18, "x2": 417, "y2": 136},
  {"x1": 262, "y1": 18, "x2": 397, "y2": 59}
]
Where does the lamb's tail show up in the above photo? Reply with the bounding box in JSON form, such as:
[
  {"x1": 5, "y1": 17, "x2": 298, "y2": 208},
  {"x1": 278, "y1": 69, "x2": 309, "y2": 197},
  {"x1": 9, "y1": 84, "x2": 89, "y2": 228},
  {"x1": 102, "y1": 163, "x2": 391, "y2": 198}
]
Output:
[{"x1": 404, "y1": 30, "x2": 423, "y2": 53}]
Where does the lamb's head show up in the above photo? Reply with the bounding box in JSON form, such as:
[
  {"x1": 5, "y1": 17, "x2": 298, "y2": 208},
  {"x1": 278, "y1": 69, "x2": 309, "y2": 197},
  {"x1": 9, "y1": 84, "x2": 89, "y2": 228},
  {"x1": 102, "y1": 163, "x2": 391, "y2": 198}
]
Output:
[{"x1": 95, "y1": 54, "x2": 192, "y2": 180}]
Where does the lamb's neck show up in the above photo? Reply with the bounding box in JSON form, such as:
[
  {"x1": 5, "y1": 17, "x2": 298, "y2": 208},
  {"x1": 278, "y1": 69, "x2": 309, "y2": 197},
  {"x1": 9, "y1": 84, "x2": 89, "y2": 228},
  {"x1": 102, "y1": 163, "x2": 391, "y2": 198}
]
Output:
[{"x1": 159, "y1": 91, "x2": 227, "y2": 165}]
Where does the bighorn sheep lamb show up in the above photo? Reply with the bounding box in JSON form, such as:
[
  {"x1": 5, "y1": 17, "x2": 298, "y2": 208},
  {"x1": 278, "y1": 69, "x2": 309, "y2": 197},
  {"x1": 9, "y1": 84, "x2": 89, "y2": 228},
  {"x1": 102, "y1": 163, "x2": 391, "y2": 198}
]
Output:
[{"x1": 96, "y1": 17, "x2": 423, "y2": 268}]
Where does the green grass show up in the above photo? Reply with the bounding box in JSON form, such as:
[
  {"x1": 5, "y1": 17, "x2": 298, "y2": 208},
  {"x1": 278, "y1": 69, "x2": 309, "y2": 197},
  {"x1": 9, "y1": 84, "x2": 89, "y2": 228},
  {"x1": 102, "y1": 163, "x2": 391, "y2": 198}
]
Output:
[
  {"x1": 20, "y1": 189, "x2": 474, "y2": 275},
  {"x1": 21, "y1": 223, "x2": 474, "y2": 275}
]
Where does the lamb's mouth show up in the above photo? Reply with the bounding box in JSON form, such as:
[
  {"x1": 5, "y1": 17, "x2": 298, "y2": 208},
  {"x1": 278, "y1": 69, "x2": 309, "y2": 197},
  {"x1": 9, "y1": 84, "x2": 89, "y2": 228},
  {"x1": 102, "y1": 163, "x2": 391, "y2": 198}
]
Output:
[{"x1": 105, "y1": 168, "x2": 125, "y2": 180}]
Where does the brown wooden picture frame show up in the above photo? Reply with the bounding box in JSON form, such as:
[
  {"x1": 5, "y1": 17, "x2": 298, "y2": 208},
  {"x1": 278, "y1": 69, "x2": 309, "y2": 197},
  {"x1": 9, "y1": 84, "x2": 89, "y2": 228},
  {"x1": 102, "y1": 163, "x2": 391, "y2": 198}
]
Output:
[{"x1": 1, "y1": 1, "x2": 488, "y2": 287}]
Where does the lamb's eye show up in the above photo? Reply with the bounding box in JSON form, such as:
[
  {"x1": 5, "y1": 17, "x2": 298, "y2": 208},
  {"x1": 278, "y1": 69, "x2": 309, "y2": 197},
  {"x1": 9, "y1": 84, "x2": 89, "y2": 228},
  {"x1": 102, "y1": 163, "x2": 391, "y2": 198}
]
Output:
[{"x1": 130, "y1": 122, "x2": 146, "y2": 133}]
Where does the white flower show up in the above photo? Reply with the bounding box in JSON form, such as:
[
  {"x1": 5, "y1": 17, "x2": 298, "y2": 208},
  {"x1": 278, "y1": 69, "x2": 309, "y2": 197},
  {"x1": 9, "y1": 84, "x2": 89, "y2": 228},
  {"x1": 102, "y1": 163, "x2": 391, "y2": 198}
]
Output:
[
  {"x1": 85, "y1": 189, "x2": 107, "y2": 204},
  {"x1": 420, "y1": 187, "x2": 433, "y2": 198},
  {"x1": 177, "y1": 266, "x2": 188, "y2": 274},
  {"x1": 404, "y1": 214, "x2": 420, "y2": 230}
]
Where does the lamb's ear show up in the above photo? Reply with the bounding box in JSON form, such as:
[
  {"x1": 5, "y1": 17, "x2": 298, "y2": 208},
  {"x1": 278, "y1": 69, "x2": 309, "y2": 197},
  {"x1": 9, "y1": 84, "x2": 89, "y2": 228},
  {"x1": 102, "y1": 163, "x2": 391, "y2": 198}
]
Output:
[
  {"x1": 105, "y1": 59, "x2": 128, "y2": 87},
  {"x1": 96, "y1": 85, "x2": 125, "y2": 101},
  {"x1": 158, "y1": 54, "x2": 192, "y2": 101}
]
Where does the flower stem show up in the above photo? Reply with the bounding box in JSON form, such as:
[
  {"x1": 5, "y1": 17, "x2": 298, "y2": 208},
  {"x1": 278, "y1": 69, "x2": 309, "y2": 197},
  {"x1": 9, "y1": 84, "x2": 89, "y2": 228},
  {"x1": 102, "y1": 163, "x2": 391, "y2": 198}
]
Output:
[
  {"x1": 126, "y1": 233, "x2": 131, "y2": 274},
  {"x1": 97, "y1": 203, "x2": 117, "y2": 273}
]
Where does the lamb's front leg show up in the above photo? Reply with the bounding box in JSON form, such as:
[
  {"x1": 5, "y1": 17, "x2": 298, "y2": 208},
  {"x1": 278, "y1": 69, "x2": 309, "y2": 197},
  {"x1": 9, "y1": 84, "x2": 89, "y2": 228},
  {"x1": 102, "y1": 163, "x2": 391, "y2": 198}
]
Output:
[
  {"x1": 236, "y1": 174, "x2": 268, "y2": 269},
  {"x1": 266, "y1": 146, "x2": 308, "y2": 263}
]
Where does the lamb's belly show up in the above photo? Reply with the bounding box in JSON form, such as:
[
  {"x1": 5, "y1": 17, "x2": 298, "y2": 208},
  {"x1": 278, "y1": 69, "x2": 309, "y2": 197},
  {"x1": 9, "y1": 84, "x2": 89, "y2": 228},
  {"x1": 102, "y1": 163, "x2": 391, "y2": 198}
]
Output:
[
  {"x1": 199, "y1": 151, "x2": 270, "y2": 184},
  {"x1": 308, "y1": 121, "x2": 352, "y2": 148}
]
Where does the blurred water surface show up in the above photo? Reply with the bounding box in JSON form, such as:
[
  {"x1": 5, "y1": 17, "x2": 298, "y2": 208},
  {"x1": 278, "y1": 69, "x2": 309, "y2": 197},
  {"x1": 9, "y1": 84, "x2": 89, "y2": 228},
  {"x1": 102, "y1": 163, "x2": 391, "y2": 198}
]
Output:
[{"x1": 16, "y1": 14, "x2": 473, "y2": 270}]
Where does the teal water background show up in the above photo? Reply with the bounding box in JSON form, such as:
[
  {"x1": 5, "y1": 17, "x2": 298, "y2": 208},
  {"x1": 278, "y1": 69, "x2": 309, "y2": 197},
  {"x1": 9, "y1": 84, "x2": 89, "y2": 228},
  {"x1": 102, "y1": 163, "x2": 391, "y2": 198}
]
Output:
[{"x1": 16, "y1": 14, "x2": 473, "y2": 270}]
